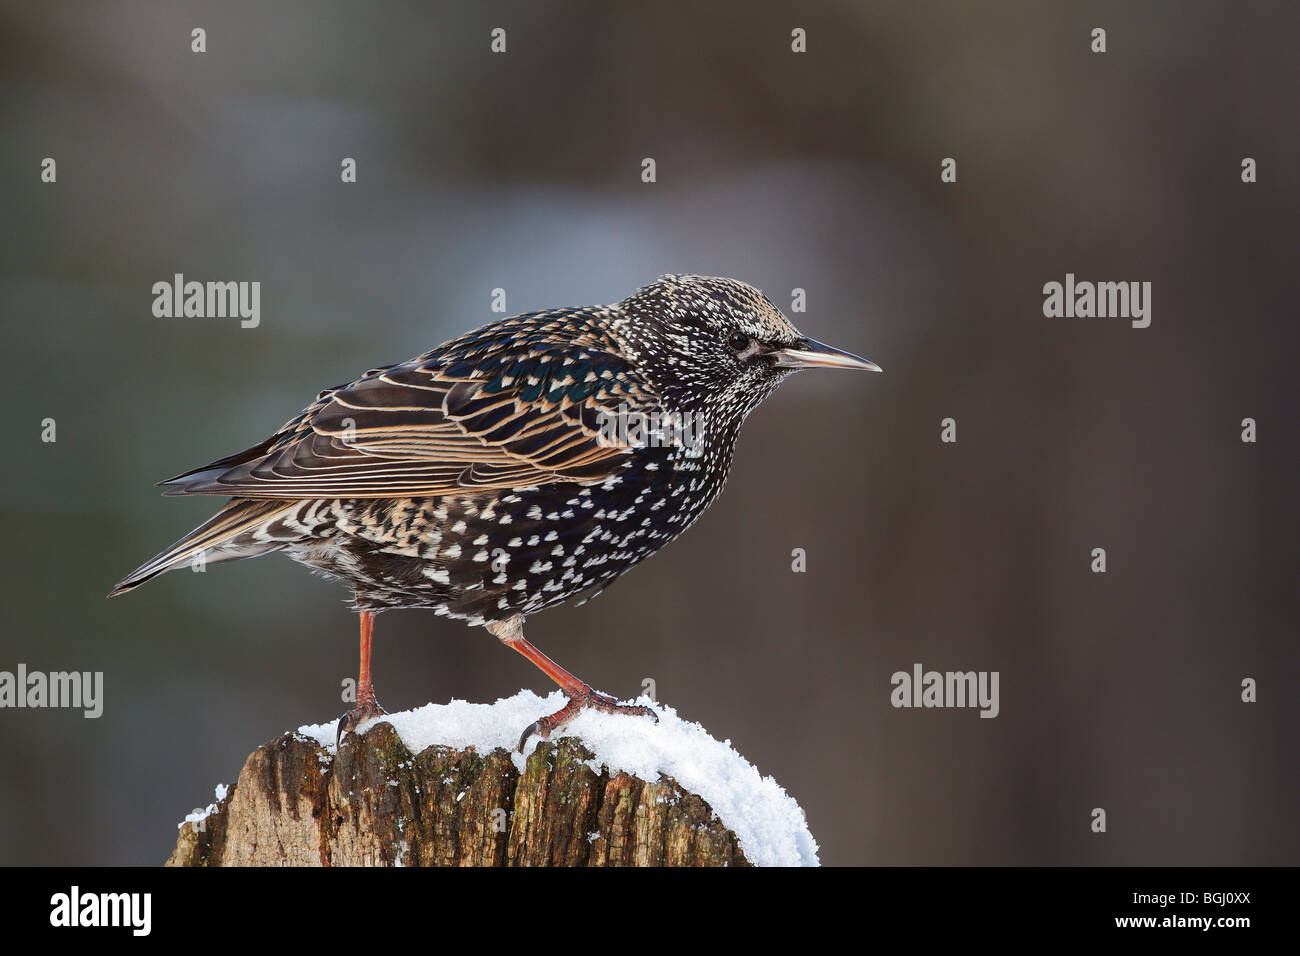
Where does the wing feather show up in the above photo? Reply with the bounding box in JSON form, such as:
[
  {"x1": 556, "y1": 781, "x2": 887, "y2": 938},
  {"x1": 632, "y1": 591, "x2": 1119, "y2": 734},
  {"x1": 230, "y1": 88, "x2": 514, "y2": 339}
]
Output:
[{"x1": 160, "y1": 311, "x2": 652, "y2": 499}]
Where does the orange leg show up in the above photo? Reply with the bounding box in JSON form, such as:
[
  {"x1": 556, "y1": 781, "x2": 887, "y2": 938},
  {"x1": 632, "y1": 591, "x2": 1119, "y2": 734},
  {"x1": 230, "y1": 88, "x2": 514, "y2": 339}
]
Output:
[
  {"x1": 356, "y1": 609, "x2": 377, "y2": 707},
  {"x1": 487, "y1": 615, "x2": 658, "y2": 752},
  {"x1": 502, "y1": 629, "x2": 589, "y2": 696},
  {"x1": 337, "y1": 606, "x2": 387, "y2": 748}
]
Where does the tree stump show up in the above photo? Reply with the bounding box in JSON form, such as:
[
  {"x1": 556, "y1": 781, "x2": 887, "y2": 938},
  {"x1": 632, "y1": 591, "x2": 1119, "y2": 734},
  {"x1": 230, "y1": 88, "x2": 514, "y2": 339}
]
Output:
[{"x1": 167, "y1": 722, "x2": 749, "y2": 866}]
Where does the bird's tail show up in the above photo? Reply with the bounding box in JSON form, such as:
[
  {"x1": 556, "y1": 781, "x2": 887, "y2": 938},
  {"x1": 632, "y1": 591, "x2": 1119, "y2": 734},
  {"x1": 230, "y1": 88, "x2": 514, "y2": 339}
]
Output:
[{"x1": 108, "y1": 498, "x2": 298, "y2": 597}]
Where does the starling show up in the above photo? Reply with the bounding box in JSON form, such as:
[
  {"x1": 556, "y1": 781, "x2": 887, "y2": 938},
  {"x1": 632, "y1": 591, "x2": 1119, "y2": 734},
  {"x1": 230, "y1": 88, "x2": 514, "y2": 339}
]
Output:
[{"x1": 110, "y1": 275, "x2": 880, "y2": 749}]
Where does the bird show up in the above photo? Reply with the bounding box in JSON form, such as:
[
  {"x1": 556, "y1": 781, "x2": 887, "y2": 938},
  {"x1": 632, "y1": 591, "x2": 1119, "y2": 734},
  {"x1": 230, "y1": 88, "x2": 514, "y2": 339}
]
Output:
[{"x1": 110, "y1": 274, "x2": 881, "y2": 751}]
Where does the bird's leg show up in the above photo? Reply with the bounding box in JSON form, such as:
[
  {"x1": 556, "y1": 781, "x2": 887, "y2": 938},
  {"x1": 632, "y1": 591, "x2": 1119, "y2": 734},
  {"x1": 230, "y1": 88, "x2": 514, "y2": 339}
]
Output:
[
  {"x1": 337, "y1": 607, "x2": 387, "y2": 748},
  {"x1": 487, "y1": 615, "x2": 658, "y2": 752}
]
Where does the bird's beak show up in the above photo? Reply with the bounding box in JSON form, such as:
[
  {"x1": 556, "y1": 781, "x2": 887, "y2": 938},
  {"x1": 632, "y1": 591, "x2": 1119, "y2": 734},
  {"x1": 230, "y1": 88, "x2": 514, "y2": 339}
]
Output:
[{"x1": 769, "y1": 336, "x2": 882, "y2": 372}]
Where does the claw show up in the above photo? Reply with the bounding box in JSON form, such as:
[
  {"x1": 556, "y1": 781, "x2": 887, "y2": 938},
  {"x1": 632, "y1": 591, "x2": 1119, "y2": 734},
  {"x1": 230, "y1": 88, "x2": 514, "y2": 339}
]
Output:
[
  {"x1": 335, "y1": 697, "x2": 387, "y2": 750},
  {"x1": 517, "y1": 721, "x2": 541, "y2": 753},
  {"x1": 516, "y1": 687, "x2": 659, "y2": 753}
]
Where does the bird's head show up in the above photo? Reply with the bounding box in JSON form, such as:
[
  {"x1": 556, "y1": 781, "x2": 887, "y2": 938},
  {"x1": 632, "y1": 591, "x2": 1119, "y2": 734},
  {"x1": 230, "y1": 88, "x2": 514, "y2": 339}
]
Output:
[{"x1": 614, "y1": 274, "x2": 880, "y2": 414}]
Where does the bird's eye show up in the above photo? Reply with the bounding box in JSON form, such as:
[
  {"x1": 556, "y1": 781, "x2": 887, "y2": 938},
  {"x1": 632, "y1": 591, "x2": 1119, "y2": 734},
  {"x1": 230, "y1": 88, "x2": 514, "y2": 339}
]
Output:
[{"x1": 728, "y1": 331, "x2": 751, "y2": 352}]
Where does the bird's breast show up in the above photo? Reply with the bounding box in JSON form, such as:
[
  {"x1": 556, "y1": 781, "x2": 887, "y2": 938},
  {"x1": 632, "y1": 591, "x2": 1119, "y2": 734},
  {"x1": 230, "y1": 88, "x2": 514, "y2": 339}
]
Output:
[{"x1": 290, "y1": 432, "x2": 736, "y2": 621}]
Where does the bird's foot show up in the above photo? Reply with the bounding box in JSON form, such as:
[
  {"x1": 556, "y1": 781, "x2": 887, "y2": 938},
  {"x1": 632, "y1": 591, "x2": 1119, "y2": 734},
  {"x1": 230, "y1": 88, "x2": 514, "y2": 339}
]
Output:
[
  {"x1": 517, "y1": 685, "x2": 658, "y2": 753},
  {"x1": 336, "y1": 695, "x2": 387, "y2": 750}
]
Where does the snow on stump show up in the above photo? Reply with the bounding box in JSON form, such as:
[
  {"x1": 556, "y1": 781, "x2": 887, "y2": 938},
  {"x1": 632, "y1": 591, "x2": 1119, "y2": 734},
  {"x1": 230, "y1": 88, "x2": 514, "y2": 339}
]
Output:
[{"x1": 167, "y1": 690, "x2": 819, "y2": 867}]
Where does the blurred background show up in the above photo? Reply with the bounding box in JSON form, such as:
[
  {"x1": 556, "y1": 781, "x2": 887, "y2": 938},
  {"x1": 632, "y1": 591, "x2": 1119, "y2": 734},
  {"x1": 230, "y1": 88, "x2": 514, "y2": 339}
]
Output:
[{"x1": 0, "y1": 1, "x2": 1295, "y2": 866}]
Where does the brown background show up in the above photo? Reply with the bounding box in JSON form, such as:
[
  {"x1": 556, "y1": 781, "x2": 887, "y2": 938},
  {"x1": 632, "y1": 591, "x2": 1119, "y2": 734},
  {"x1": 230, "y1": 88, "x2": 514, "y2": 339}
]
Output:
[{"x1": 0, "y1": 0, "x2": 1295, "y2": 865}]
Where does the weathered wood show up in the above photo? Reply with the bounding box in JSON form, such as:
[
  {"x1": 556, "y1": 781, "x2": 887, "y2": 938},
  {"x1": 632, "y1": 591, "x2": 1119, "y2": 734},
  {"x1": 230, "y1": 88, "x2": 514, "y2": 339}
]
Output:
[{"x1": 167, "y1": 722, "x2": 748, "y2": 866}]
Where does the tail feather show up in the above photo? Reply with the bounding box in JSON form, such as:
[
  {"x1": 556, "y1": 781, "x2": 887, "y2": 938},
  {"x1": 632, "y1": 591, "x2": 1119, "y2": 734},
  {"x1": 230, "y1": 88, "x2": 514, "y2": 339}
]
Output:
[{"x1": 109, "y1": 498, "x2": 297, "y2": 597}]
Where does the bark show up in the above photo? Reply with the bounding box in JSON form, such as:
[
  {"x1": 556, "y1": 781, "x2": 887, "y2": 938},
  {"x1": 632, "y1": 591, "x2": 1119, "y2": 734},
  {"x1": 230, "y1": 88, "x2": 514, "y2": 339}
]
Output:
[{"x1": 167, "y1": 722, "x2": 748, "y2": 866}]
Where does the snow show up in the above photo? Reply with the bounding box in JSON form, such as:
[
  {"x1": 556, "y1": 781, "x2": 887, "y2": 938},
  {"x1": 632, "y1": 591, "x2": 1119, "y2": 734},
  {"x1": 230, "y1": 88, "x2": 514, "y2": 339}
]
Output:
[
  {"x1": 178, "y1": 782, "x2": 228, "y2": 830},
  {"x1": 298, "y1": 690, "x2": 819, "y2": 867}
]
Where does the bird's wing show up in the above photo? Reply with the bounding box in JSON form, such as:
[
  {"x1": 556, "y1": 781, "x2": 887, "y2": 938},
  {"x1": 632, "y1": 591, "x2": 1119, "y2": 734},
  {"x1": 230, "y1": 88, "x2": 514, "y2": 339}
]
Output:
[{"x1": 159, "y1": 317, "x2": 654, "y2": 499}]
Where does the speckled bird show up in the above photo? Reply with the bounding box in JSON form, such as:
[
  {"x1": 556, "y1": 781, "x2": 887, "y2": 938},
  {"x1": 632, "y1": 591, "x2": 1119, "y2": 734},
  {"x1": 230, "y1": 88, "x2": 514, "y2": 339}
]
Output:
[{"x1": 110, "y1": 275, "x2": 880, "y2": 749}]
